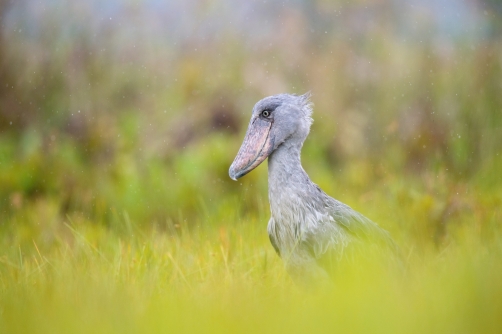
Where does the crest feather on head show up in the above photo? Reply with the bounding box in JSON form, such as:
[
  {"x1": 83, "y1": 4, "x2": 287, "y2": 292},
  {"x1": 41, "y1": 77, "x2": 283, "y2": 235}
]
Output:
[{"x1": 298, "y1": 92, "x2": 313, "y2": 127}]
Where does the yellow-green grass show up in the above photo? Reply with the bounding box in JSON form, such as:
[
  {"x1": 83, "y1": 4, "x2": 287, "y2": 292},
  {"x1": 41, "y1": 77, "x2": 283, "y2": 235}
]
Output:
[{"x1": 1, "y1": 218, "x2": 501, "y2": 333}]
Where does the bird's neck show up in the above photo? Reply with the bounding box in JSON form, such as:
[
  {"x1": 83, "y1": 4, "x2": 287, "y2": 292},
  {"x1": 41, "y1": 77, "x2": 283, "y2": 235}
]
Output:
[{"x1": 267, "y1": 142, "x2": 309, "y2": 198}]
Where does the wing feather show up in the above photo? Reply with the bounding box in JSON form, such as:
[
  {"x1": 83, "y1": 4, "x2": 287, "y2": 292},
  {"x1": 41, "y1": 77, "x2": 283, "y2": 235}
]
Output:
[{"x1": 303, "y1": 197, "x2": 399, "y2": 264}]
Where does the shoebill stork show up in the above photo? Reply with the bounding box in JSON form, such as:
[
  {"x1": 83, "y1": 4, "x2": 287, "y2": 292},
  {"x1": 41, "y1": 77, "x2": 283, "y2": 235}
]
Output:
[{"x1": 229, "y1": 93, "x2": 398, "y2": 286}]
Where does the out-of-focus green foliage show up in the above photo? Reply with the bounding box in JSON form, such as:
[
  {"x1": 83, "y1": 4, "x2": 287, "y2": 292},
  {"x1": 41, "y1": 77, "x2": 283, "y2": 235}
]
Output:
[{"x1": 0, "y1": 1, "x2": 501, "y2": 333}]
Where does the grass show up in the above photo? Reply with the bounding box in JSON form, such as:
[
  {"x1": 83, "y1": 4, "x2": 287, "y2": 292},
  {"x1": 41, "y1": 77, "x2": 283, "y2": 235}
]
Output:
[{"x1": 1, "y1": 215, "x2": 501, "y2": 333}]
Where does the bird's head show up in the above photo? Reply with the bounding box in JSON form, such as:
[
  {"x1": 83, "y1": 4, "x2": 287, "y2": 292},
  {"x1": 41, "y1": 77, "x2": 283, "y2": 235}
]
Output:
[{"x1": 229, "y1": 92, "x2": 313, "y2": 180}]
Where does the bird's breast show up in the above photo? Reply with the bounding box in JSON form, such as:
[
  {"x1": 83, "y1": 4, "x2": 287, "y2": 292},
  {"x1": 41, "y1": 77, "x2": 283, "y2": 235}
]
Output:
[{"x1": 268, "y1": 189, "x2": 330, "y2": 255}]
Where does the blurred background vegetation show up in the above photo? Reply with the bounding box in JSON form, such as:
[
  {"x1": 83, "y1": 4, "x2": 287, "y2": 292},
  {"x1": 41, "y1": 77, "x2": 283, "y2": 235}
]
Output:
[{"x1": 0, "y1": 0, "x2": 501, "y2": 333}]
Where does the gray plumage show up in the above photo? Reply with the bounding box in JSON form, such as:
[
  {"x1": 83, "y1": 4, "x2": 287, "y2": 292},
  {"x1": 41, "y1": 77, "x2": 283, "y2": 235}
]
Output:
[{"x1": 229, "y1": 93, "x2": 397, "y2": 286}]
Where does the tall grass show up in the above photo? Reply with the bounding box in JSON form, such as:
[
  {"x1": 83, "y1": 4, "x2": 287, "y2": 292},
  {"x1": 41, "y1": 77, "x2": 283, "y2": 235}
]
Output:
[{"x1": 1, "y1": 207, "x2": 501, "y2": 333}]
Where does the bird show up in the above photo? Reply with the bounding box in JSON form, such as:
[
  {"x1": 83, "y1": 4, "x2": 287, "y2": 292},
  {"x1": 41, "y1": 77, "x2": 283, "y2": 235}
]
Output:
[{"x1": 229, "y1": 93, "x2": 399, "y2": 287}]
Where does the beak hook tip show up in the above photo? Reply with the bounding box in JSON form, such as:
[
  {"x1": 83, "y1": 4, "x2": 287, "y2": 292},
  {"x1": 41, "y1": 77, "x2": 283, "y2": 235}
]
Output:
[{"x1": 229, "y1": 167, "x2": 239, "y2": 181}]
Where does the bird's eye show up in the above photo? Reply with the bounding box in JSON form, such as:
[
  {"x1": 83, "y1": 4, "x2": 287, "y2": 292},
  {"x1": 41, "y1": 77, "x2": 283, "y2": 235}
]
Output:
[{"x1": 261, "y1": 110, "x2": 271, "y2": 118}]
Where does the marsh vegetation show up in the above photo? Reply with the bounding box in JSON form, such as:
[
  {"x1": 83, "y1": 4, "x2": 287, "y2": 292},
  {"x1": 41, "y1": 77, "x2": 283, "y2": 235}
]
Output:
[{"x1": 0, "y1": 1, "x2": 501, "y2": 333}]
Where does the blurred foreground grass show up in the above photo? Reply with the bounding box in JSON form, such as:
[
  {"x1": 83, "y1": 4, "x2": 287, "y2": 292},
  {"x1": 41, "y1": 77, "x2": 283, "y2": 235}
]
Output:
[{"x1": 1, "y1": 220, "x2": 502, "y2": 334}]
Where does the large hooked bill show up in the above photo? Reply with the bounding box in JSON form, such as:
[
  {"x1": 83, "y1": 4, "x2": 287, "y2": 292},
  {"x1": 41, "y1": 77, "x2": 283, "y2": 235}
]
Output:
[{"x1": 229, "y1": 117, "x2": 274, "y2": 180}]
